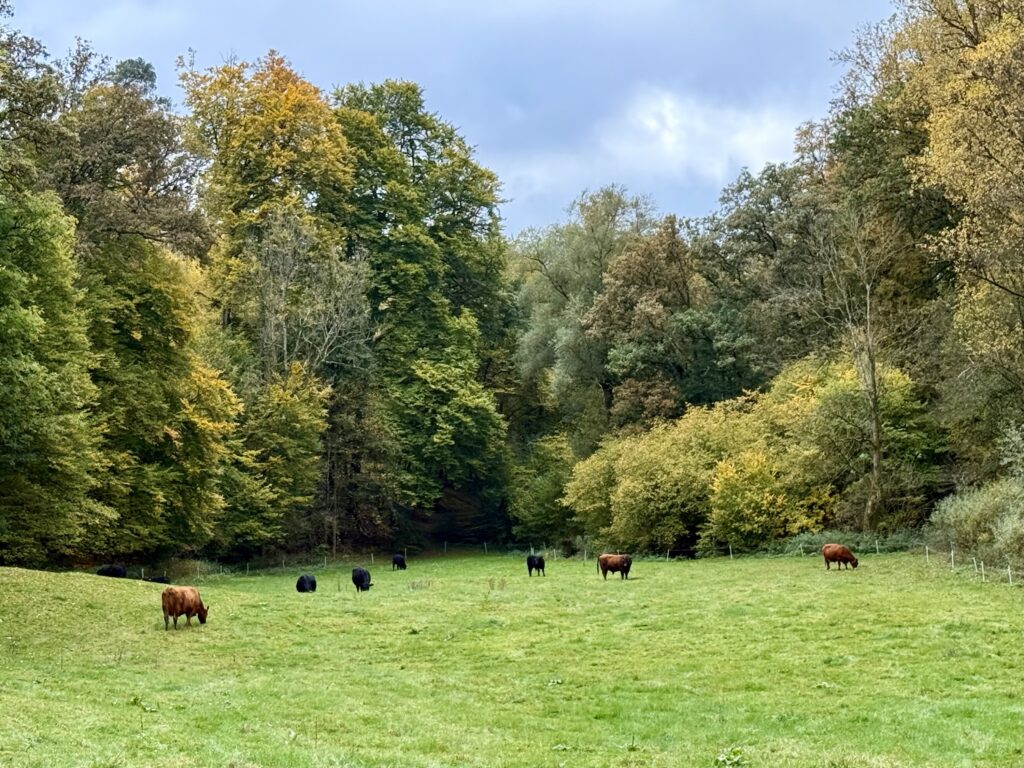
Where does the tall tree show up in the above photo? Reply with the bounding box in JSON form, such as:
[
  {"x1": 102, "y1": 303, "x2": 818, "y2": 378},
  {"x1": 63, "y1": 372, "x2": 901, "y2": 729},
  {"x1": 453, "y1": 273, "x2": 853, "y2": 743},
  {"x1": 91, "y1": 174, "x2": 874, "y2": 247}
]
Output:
[
  {"x1": 512, "y1": 186, "x2": 654, "y2": 452},
  {"x1": 0, "y1": 188, "x2": 103, "y2": 564}
]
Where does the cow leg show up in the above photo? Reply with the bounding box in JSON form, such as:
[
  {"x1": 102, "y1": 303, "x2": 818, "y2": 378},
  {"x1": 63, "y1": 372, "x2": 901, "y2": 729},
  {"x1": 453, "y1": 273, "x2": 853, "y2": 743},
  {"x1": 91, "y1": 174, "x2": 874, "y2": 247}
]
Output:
[
  {"x1": 186, "y1": 614, "x2": 192, "y2": 626},
  {"x1": 164, "y1": 614, "x2": 169, "y2": 631},
  {"x1": 173, "y1": 616, "x2": 179, "y2": 629},
  {"x1": 825, "y1": 560, "x2": 830, "y2": 570}
]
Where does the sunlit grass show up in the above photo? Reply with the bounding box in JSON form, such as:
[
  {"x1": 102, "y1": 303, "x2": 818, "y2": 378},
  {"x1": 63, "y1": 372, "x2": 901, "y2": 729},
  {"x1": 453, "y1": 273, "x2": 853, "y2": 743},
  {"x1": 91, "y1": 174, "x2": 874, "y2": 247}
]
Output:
[{"x1": 2, "y1": 553, "x2": 1023, "y2": 767}]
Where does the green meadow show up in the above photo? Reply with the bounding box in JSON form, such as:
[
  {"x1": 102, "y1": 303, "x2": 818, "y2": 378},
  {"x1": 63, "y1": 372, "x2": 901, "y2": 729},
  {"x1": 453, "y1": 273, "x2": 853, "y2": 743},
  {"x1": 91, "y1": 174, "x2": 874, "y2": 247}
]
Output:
[{"x1": 2, "y1": 553, "x2": 1023, "y2": 767}]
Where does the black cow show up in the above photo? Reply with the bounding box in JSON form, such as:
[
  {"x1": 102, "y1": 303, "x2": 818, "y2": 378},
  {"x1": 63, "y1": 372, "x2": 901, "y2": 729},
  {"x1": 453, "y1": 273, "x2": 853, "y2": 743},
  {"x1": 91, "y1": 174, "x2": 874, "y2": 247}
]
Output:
[
  {"x1": 526, "y1": 554, "x2": 545, "y2": 577},
  {"x1": 96, "y1": 564, "x2": 127, "y2": 578},
  {"x1": 296, "y1": 573, "x2": 317, "y2": 593},
  {"x1": 392, "y1": 554, "x2": 407, "y2": 571},
  {"x1": 352, "y1": 567, "x2": 373, "y2": 593},
  {"x1": 143, "y1": 575, "x2": 171, "y2": 584}
]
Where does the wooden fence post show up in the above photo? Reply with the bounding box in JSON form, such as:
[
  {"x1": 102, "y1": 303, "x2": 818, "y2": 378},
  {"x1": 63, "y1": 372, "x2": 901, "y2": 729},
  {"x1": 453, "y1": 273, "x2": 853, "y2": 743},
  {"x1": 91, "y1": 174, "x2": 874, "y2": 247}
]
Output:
[{"x1": 728, "y1": 543, "x2": 733, "y2": 560}]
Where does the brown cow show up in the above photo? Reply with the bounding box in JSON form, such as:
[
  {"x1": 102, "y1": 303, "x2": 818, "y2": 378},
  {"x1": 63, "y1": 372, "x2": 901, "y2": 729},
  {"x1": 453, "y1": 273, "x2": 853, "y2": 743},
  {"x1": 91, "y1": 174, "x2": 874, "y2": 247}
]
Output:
[
  {"x1": 821, "y1": 543, "x2": 858, "y2": 570},
  {"x1": 161, "y1": 586, "x2": 209, "y2": 630},
  {"x1": 597, "y1": 553, "x2": 632, "y2": 580}
]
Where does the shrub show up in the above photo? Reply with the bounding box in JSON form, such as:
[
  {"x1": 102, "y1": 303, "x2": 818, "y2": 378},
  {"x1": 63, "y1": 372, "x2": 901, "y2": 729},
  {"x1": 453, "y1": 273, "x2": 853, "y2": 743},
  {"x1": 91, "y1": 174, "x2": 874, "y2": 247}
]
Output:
[{"x1": 929, "y1": 477, "x2": 1024, "y2": 568}]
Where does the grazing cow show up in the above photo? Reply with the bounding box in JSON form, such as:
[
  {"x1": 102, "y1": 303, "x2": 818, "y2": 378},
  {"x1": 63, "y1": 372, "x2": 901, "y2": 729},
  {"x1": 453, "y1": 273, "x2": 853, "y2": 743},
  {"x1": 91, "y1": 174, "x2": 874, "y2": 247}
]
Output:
[
  {"x1": 597, "y1": 553, "x2": 633, "y2": 580},
  {"x1": 392, "y1": 554, "x2": 407, "y2": 571},
  {"x1": 161, "y1": 586, "x2": 209, "y2": 630},
  {"x1": 526, "y1": 554, "x2": 545, "y2": 577},
  {"x1": 296, "y1": 573, "x2": 317, "y2": 593},
  {"x1": 144, "y1": 575, "x2": 171, "y2": 584},
  {"x1": 352, "y1": 567, "x2": 373, "y2": 593},
  {"x1": 96, "y1": 564, "x2": 127, "y2": 578},
  {"x1": 821, "y1": 543, "x2": 858, "y2": 570}
]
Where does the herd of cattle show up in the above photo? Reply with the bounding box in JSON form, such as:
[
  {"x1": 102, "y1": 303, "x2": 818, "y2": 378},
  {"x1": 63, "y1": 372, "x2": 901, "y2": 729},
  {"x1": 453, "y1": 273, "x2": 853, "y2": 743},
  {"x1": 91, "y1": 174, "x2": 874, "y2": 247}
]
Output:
[{"x1": 94, "y1": 543, "x2": 859, "y2": 630}]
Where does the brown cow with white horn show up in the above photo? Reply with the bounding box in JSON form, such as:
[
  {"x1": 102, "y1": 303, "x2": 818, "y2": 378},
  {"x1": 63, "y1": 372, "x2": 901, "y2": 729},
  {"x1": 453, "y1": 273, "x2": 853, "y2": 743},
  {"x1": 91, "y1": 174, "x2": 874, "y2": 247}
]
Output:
[{"x1": 161, "y1": 586, "x2": 209, "y2": 630}]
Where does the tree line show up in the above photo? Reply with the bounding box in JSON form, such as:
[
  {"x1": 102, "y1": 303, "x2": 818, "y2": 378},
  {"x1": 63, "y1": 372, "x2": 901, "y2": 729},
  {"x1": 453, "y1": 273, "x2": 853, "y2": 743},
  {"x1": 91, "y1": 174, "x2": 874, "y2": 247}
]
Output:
[{"x1": 3, "y1": 0, "x2": 1023, "y2": 566}]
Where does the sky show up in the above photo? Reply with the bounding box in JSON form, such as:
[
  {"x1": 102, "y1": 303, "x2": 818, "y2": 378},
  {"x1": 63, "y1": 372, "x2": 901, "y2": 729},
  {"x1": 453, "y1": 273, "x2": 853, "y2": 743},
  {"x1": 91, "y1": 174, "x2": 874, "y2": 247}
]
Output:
[{"x1": 16, "y1": 0, "x2": 895, "y2": 235}]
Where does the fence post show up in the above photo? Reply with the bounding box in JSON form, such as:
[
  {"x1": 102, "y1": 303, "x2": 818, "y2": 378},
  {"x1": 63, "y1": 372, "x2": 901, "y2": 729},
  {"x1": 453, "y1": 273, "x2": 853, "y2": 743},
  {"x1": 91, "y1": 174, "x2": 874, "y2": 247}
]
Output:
[
  {"x1": 370, "y1": 552, "x2": 374, "y2": 565},
  {"x1": 925, "y1": 545, "x2": 929, "y2": 563},
  {"x1": 1009, "y1": 564, "x2": 1013, "y2": 586},
  {"x1": 323, "y1": 555, "x2": 327, "y2": 569},
  {"x1": 728, "y1": 543, "x2": 733, "y2": 560},
  {"x1": 666, "y1": 549, "x2": 670, "y2": 562},
  {"x1": 875, "y1": 539, "x2": 880, "y2": 555},
  {"x1": 484, "y1": 542, "x2": 488, "y2": 555},
  {"x1": 972, "y1": 556, "x2": 977, "y2": 573},
  {"x1": 141, "y1": 567, "x2": 145, "y2": 579},
  {"x1": 951, "y1": 546, "x2": 955, "y2": 569},
  {"x1": 981, "y1": 560, "x2": 986, "y2": 582}
]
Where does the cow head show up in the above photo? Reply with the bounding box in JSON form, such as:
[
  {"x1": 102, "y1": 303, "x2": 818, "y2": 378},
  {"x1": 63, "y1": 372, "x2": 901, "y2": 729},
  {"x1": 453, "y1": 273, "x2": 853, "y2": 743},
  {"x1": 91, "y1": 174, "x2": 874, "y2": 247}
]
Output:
[
  {"x1": 197, "y1": 602, "x2": 209, "y2": 624},
  {"x1": 851, "y1": 558, "x2": 859, "y2": 569}
]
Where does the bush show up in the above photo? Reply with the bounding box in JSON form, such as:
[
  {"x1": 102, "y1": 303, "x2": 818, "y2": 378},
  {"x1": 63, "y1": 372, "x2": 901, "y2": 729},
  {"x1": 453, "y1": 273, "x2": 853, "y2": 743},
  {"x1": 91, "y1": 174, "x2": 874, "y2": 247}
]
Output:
[
  {"x1": 929, "y1": 477, "x2": 1024, "y2": 568},
  {"x1": 705, "y1": 450, "x2": 814, "y2": 551}
]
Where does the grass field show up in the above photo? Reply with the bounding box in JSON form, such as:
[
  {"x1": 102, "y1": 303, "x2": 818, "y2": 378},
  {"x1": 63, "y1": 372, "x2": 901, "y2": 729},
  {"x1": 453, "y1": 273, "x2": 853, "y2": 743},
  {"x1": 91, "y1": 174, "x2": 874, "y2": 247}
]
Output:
[{"x1": 2, "y1": 552, "x2": 1024, "y2": 767}]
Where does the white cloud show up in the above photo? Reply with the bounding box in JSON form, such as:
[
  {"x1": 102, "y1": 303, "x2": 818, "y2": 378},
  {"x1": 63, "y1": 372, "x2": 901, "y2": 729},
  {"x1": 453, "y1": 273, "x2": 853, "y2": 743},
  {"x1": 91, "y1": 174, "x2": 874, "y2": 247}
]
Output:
[
  {"x1": 599, "y1": 86, "x2": 798, "y2": 183},
  {"x1": 493, "y1": 85, "x2": 801, "y2": 225}
]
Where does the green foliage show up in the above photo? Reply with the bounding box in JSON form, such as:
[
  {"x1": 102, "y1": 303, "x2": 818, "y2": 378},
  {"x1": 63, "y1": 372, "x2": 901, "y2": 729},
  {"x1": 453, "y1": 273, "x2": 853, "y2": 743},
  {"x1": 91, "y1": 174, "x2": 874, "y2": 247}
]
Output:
[
  {"x1": 508, "y1": 434, "x2": 576, "y2": 545},
  {"x1": 511, "y1": 186, "x2": 655, "y2": 452},
  {"x1": 588, "y1": 215, "x2": 759, "y2": 421},
  {"x1": 0, "y1": 190, "x2": 104, "y2": 564},
  {"x1": 232, "y1": 362, "x2": 330, "y2": 551},
  {"x1": 930, "y1": 478, "x2": 1024, "y2": 570},
  {"x1": 708, "y1": 450, "x2": 814, "y2": 551},
  {"x1": 80, "y1": 244, "x2": 239, "y2": 557},
  {"x1": 564, "y1": 357, "x2": 940, "y2": 553},
  {"x1": 383, "y1": 312, "x2": 507, "y2": 508},
  {"x1": 562, "y1": 437, "x2": 622, "y2": 539}
]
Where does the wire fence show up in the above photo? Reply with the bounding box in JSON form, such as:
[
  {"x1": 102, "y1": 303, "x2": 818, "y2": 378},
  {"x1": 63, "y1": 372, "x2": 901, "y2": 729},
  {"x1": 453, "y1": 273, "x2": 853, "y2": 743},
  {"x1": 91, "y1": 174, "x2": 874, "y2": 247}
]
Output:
[{"x1": 920, "y1": 544, "x2": 1022, "y2": 587}]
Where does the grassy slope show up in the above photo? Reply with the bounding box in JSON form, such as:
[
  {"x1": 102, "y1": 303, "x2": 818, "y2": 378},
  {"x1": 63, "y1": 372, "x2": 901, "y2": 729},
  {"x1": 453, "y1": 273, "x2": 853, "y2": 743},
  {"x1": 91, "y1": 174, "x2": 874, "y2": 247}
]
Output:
[{"x1": 1, "y1": 553, "x2": 1023, "y2": 767}]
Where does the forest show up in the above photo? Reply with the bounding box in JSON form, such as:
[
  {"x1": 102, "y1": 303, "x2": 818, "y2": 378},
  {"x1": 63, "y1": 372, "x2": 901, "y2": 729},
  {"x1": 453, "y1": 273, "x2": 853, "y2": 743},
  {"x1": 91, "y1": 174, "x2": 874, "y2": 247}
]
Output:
[{"x1": 3, "y1": 0, "x2": 1024, "y2": 567}]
